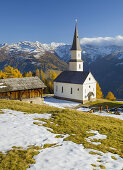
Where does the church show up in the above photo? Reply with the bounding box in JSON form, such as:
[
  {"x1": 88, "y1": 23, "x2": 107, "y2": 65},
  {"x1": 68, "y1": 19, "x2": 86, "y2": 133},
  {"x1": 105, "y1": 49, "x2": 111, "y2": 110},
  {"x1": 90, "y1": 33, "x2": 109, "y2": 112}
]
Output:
[{"x1": 54, "y1": 22, "x2": 96, "y2": 104}]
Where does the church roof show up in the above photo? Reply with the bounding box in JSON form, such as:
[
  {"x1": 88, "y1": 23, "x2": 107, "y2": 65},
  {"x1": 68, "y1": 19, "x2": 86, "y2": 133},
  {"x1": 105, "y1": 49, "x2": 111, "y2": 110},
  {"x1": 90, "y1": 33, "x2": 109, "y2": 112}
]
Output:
[
  {"x1": 54, "y1": 71, "x2": 89, "y2": 84},
  {"x1": 71, "y1": 23, "x2": 82, "y2": 51}
]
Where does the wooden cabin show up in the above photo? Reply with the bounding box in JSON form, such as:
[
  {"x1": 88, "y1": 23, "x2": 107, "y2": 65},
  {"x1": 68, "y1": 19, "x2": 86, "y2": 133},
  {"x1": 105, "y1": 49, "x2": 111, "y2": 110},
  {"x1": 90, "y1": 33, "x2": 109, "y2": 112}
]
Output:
[{"x1": 0, "y1": 77, "x2": 46, "y2": 100}]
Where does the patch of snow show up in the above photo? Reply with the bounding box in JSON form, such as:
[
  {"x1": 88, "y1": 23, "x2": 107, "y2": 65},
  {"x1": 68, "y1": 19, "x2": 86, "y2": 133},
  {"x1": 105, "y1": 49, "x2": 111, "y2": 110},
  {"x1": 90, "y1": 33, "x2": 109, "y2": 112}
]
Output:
[
  {"x1": 93, "y1": 111, "x2": 123, "y2": 120},
  {"x1": 0, "y1": 109, "x2": 62, "y2": 152},
  {"x1": 44, "y1": 97, "x2": 80, "y2": 109},
  {"x1": 116, "y1": 100, "x2": 123, "y2": 103},
  {"x1": 30, "y1": 142, "x2": 123, "y2": 170},
  {"x1": 77, "y1": 107, "x2": 91, "y2": 112},
  {"x1": 86, "y1": 130, "x2": 107, "y2": 145},
  {"x1": 0, "y1": 86, "x2": 7, "y2": 88}
]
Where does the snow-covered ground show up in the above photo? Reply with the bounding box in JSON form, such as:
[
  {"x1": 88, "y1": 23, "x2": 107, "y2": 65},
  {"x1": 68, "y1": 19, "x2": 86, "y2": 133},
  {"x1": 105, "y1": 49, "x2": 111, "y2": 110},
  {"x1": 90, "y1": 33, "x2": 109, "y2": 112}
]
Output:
[
  {"x1": 44, "y1": 97, "x2": 80, "y2": 109},
  {"x1": 30, "y1": 142, "x2": 123, "y2": 170},
  {"x1": 77, "y1": 107, "x2": 91, "y2": 112},
  {"x1": 0, "y1": 109, "x2": 122, "y2": 170},
  {"x1": 92, "y1": 111, "x2": 123, "y2": 120},
  {"x1": 0, "y1": 109, "x2": 62, "y2": 152}
]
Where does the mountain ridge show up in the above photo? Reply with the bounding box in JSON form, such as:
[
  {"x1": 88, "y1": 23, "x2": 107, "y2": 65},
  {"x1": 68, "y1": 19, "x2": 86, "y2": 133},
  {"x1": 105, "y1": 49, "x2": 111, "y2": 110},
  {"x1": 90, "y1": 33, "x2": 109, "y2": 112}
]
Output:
[{"x1": 0, "y1": 39, "x2": 123, "y2": 99}]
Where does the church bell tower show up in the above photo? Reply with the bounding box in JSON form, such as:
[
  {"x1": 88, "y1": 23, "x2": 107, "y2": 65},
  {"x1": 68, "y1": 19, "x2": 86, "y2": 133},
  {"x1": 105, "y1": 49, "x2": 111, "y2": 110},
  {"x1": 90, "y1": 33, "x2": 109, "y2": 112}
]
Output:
[{"x1": 69, "y1": 20, "x2": 83, "y2": 71}]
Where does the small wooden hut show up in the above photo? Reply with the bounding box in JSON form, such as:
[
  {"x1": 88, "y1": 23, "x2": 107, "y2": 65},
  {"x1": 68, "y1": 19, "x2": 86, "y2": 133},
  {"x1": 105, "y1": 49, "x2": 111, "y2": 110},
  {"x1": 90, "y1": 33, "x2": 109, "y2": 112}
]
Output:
[{"x1": 0, "y1": 77, "x2": 46, "y2": 100}]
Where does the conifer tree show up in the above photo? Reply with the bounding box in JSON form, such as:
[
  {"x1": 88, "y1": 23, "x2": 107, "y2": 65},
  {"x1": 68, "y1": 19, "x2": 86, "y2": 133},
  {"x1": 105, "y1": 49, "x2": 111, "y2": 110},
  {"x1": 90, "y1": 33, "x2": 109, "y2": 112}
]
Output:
[
  {"x1": 23, "y1": 71, "x2": 26, "y2": 77},
  {"x1": 32, "y1": 71, "x2": 36, "y2": 77},
  {"x1": 106, "y1": 91, "x2": 116, "y2": 100},
  {"x1": 96, "y1": 82, "x2": 103, "y2": 98}
]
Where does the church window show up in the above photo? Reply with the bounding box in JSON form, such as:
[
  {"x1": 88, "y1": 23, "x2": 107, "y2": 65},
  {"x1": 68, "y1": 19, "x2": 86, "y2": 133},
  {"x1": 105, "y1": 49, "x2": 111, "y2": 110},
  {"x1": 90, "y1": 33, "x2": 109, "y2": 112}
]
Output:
[
  {"x1": 89, "y1": 86, "x2": 90, "y2": 88},
  {"x1": 56, "y1": 86, "x2": 58, "y2": 92},
  {"x1": 62, "y1": 86, "x2": 63, "y2": 93},
  {"x1": 71, "y1": 88, "x2": 72, "y2": 94},
  {"x1": 79, "y1": 64, "x2": 81, "y2": 69},
  {"x1": 77, "y1": 88, "x2": 79, "y2": 91},
  {"x1": 89, "y1": 78, "x2": 91, "y2": 80}
]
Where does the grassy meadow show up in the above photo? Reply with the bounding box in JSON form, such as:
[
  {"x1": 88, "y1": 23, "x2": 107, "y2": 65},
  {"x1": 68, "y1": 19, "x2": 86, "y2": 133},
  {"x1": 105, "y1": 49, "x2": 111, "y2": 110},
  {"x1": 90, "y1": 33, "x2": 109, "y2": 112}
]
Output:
[{"x1": 0, "y1": 99, "x2": 123, "y2": 169}]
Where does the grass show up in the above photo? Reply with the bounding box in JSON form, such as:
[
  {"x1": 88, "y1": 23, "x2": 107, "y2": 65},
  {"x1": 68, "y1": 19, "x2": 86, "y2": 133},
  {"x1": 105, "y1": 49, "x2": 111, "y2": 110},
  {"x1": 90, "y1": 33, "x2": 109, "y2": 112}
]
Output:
[
  {"x1": 0, "y1": 99, "x2": 123, "y2": 162},
  {"x1": 111, "y1": 155, "x2": 117, "y2": 160},
  {"x1": 0, "y1": 99, "x2": 62, "y2": 114},
  {"x1": 99, "y1": 164, "x2": 106, "y2": 169},
  {"x1": 0, "y1": 144, "x2": 58, "y2": 170},
  {"x1": 89, "y1": 151, "x2": 102, "y2": 156},
  {"x1": 91, "y1": 164, "x2": 97, "y2": 167},
  {"x1": 82, "y1": 99, "x2": 123, "y2": 109},
  {"x1": 0, "y1": 146, "x2": 40, "y2": 170},
  {"x1": 0, "y1": 109, "x2": 4, "y2": 114}
]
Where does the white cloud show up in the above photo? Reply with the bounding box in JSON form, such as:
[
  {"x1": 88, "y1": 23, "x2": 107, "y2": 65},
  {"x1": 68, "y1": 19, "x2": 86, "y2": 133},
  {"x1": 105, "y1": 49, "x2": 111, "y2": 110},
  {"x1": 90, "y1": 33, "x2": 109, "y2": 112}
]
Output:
[{"x1": 80, "y1": 35, "x2": 123, "y2": 46}]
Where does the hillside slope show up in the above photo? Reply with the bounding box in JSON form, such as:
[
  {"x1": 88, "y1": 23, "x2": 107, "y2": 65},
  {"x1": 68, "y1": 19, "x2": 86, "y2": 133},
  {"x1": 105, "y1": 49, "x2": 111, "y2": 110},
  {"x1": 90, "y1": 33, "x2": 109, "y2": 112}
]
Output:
[{"x1": 0, "y1": 41, "x2": 123, "y2": 98}]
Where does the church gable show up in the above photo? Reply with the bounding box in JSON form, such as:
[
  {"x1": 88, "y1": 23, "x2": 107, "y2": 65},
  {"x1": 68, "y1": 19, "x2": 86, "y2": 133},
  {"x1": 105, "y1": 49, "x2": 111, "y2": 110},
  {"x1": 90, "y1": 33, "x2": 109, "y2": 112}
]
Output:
[{"x1": 83, "y1": 72, "x2": 96, "y2": 85}]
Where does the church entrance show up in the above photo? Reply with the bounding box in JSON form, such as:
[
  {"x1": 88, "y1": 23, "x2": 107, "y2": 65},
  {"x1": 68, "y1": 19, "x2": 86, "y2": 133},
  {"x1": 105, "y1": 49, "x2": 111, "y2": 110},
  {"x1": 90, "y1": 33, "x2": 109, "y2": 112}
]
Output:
[{"x1": 87, "y1": 92, "x2": 94, "y2": 101}]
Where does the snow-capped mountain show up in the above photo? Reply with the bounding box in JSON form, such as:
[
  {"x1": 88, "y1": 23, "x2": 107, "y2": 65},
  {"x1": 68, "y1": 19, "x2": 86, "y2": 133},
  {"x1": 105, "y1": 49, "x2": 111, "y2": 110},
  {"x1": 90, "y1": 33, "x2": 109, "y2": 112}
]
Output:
[
  {"x1": 0, "y1": 36, "x2": 123, "y2": 99},
  {"x1": 1, "y1": 39, "x2": 123, "y2": 63}
]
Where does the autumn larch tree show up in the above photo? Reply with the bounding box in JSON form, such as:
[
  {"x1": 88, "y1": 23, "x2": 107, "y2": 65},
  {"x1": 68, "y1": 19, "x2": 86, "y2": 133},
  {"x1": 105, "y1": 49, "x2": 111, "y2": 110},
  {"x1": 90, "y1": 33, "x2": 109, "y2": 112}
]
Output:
[
  {"x1": 96, "y1": 82, "x2": 103, "y2": 99},
  {"x1": 106, "y1": 91, "x2": 116, "y2": 100}
]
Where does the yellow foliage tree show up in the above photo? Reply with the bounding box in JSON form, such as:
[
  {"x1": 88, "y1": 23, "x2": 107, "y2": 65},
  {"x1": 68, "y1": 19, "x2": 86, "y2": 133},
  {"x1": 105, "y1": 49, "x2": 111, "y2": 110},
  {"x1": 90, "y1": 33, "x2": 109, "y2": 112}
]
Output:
[
  {"x1": 26, "y1": 72, "x2": 29, "y2": 77},
  {"x1": 96, "y1": 82, "x2": 103, "y2": 98},
  {"x1": 36, "y1": 69, "x2": 40, "y2": 78},
  {"x1": 2, "y1": 66, "x2": 22, "y2": 78},
  {"x1": 106, "y1": 91, "x2": 116, "y2": 100},
  {"x1": 28, "y1": 71, "x2": 32, "y2": 77},
  {"x1": 0, "y1": 71, "x2": 6, "y2": 79},
  {"x1": 51, "y1": 71, "x2": 57, "y2": 80},
  {"x1": 41, "y1": 69, "x2": 45, "y2": 82}
]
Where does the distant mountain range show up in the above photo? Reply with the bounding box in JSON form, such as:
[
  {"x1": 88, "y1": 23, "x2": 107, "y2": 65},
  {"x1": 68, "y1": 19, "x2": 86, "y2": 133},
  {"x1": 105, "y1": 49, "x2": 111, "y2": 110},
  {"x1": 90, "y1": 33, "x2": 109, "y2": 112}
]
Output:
[{"x1": 0, "y1": 37, "x2": 123, "y2": 99}]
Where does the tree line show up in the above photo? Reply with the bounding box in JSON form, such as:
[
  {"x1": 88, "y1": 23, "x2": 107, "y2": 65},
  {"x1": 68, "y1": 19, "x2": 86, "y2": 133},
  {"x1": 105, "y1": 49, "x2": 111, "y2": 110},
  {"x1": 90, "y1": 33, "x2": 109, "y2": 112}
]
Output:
[{"x1": 0, "y1": 65, "x2": 116, "y2": 100}]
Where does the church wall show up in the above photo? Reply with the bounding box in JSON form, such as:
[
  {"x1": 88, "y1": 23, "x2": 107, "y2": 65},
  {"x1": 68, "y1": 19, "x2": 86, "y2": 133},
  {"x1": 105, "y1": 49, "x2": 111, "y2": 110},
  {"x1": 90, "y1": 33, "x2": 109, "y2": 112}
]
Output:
[
  {"x1": 54, "y1": 82, "x2": 83, "y2": 101},
  {"x1": 83, "y1": 73, "x2": 96, "y2": 101}
]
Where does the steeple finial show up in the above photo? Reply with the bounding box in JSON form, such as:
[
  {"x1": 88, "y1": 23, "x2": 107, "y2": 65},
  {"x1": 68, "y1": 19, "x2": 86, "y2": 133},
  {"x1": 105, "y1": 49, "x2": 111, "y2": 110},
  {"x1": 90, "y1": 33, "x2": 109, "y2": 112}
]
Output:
[
  {"x1": 71, "y1": 20, "x2": 81, "y2": 51},
  {"x1": 75, "y1": 18, "x2": 77, "y2": 24}
]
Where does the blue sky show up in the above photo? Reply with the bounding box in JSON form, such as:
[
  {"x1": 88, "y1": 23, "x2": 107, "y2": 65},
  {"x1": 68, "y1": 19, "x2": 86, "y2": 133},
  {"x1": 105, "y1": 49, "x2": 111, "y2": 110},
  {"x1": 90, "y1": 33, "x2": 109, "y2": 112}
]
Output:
[{"x1": 0, "y1": 0, "x2": 123, "y2": 44}]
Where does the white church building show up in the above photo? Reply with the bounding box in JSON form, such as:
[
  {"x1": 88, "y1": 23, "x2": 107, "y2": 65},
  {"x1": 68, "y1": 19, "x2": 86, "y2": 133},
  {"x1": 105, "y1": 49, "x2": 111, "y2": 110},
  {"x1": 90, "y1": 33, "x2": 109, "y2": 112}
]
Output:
[{"x1": 54, "y1": 22, "x2": 96, "y2": 103}]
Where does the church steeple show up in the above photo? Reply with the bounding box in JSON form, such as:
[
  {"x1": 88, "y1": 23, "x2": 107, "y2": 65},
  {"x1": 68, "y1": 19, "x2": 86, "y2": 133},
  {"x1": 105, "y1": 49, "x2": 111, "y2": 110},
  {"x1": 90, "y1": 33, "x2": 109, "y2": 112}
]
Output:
[
  {"x1": 69, "y1": 20, "x2": 83, "y2": 72},
  {"x1": 71, "y1": 21, "x2": 81, "y2": 51}
]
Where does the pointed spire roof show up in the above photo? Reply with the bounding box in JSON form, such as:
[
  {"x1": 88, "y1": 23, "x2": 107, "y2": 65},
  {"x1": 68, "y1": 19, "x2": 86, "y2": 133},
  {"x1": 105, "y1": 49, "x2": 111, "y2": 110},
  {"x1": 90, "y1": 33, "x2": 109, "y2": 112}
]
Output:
[{"x1": 71, "y1": 21, "x2": 81, "y2": 51}]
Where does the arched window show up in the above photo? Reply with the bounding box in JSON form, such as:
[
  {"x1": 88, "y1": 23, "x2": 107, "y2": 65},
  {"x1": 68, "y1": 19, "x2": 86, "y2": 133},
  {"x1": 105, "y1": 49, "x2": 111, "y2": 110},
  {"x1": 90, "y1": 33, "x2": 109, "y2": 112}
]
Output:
[{"x1": 79, "y1": 64, "x2": 81, "y2": 69}]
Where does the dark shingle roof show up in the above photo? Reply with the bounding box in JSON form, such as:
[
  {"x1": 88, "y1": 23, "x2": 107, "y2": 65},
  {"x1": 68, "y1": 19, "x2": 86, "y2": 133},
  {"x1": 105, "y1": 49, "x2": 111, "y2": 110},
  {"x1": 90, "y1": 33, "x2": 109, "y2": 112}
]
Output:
[
  {"x1": 71, "y1": 23, "x2": 82, "y2": 51},
  {"x1": 54, "y1": 71, "x2": 89, "y2": 84},
  {"x1": 0, "y1": 77, "x2": 46, "y2": 92}
]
